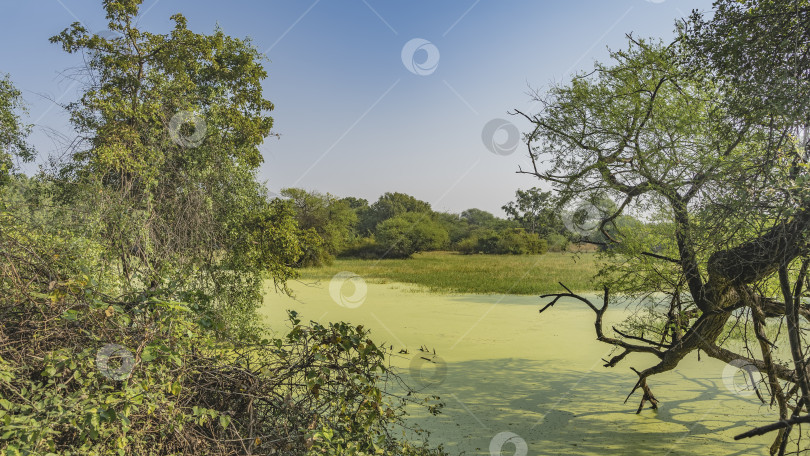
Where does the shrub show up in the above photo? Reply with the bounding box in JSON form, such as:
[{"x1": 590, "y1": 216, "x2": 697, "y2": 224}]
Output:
[
  {"x1": 546, "y1": 233, "x2": 569, "y2": 252},
  {"x1": 339, "y1": 236, "x2": 383, "y2": 259},
  {"x1": 0, "y1": 211, "x2": 446, "y2": 456},
  {"x1": 375, "y1": 213, "x2": 449, "y2": 258},
  {"x1": 457, "y1": 228, "x2": 546, "y2": 255}
]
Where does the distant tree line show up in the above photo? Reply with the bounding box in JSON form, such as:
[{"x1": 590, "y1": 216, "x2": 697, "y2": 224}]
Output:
[{"x1": 277, "y1": 186, "x2": 641, "y2": 263}]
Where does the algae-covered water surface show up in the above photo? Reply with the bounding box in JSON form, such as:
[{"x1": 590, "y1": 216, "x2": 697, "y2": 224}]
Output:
[{"x1": 262, "y1": 280, "x2": 775, "y2": 455}]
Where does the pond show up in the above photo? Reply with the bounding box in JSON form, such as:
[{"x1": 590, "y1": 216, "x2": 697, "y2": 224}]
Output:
[{"x1": 261, "y1": 279, "x2": 775, "y2": 455}]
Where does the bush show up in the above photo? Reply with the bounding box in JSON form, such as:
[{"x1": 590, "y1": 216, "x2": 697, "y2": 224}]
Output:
[
  {"x1": 456, "y1": 228, "x2": 546, "y2": 255},
  {"x1": 339, "y1": 236, "x2": 383, "y2": 259},
  {"x1": 546, "y1": 233, "x2": 569, "y2": 252},
  {"x1": 282, "y1": 188, "x2": 358, "y2": 267},
  {"x1": 0, "y1": 210, "x2": 446, "y2": 456},
  {"x1": 375, "y1": 213, "x2": 449, "y2": 258}
]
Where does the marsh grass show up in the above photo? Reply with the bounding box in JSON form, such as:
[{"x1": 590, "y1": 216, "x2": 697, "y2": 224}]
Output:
[{"x1": 298, "y1": 251, "x2": 602, "y2": 295}]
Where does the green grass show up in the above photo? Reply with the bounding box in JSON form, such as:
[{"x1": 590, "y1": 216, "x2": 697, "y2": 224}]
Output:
[{"x1": 298, "y1": 251, "x2": 602, "y2": 295}]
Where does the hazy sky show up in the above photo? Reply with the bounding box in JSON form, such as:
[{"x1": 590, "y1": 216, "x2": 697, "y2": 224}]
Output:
[{"x1": 1, "y1": 0, "x2": 715, "y2": 215}]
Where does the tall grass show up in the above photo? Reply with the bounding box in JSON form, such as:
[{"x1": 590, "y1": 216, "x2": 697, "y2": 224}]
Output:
[{"x1": 298, "y1": 251, "x2": 602, "y2": 295}]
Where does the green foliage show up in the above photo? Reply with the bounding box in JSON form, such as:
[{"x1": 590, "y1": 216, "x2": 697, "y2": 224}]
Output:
[
  {"x1": 340, "y1": 196, "x2": 371, "y2": 237},
  {"x1": 460, "y1": 208, "x2": 498, "y2": 228},
  {"x1": 546, "y1": 233, "x2": 569, "y2": 252},
  {"x1": 282, "y1": 187, "x2": 357, "y2": 266},
  {"x1": 339, "y1": 235, "x2": 383, "y2": 259},
  {"x1": 522, "y1": 37, "x2": 771, "y2": 296},
  {"x1": 0, "y1": 177, "x2": 445, "y2": 456},
  {"x1": 684, "y1": 0, "x2": 810, "y2": 122},
  {"x1": 457, "y1": 228, "x2": 546, "y2": 255},
  {"x1": 502, "y1": 188, "x2": 564, "y2": 238},
  {"x1": 435, "y1": 212, "x2": 471, "y2": 244},
  {"x1": 47, "y1": 0, "x2": 305, "y2": 335},
  {"x1": 361, "y1": 192, "x2": 433, "y2": 235},
  {"x1": 375, "y1": 213, "x2": 449, "y2": 258},
  {"x1": 0, "y1": 74, "x2": 34, "y2": 186}
]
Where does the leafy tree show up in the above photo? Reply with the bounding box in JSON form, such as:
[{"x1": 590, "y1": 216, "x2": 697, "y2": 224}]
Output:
[
  {"x1": 0, "y1": 74, "x2": 33, "y2": 186},
  {"x1": 460, "y1": 208, "x2": 497, "y2": 227},
  {"x1": 502, "y1": 188, "x2": 565, "y2": 238},
  {"x1": 681, "y1": 2, "x2": 810, "y2": 451},
  {"x1": 435, "y1": 212, "x2": 471, "y2": 244},
  {"x1": 49, "y1": 0, "x2": 304, "y2": 333},
  {"x1": 281, "y1": 187, "x2": 357, "y2": 266},
  {"x1": 516, "y1": 34, "x2": 810, "y2": 453},
  {"x1": 340, "y1": 196, "x2": 371, "y2": 237},
  {"x1": 375, "y1": 212, "x2": 449, "y2": 258},
  {"x1": 684, "y1": 0, "x2": 810, "y2": 123},
  {"x1": 362, "y1": 192, "x2": 432, "y2": 234}
]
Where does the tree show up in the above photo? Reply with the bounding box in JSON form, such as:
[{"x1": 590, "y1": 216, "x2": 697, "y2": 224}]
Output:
[
  {"x1": 362, "y1": 192, "x2": 432, "y2": 234},
  {"x1": 0, "y1": 75, "x2": 33, "y2": 186},
  {"x1": 281, "y1": 187, "x2": 357, "y2": 265},
  {"x1": 375, "y1": 212, "x2": 449, "y2": 258},
  {"x1": 340, "y1": 196, "x2": 372, "y2": 238},
  {"x1": 682, "y1": 2, "x2": 810, "y2": 452},
  {"x1": 502, "y1": 188, "x2": 564, "y2": 238},
  {"x1": 460, "y1": 208, "x2": 497, "y2": 227},
  {"x1": 684, "y1": 0, "x2": 810, "y2": 124},
  {"x1": 49, "y1": 0, "x2": 306, "y2": 333},
  {"x1": 516, "y1": 34, "x2": 810, "y2": 454}
]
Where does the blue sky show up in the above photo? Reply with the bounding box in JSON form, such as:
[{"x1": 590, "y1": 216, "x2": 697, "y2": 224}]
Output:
[{"x1": 1, "y1": 0, "x2": 714, "y2": 215}]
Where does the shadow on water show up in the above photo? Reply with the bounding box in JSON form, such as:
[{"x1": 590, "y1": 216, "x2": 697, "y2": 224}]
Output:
[{"x1": 402, "y1": 357, "x2": 775, "y2": 456}]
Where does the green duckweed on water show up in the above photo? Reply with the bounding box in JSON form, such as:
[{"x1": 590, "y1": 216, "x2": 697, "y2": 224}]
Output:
[{"x1": 263, "y1": 280, "x2": 775, "y2": 456}]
